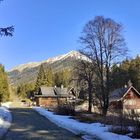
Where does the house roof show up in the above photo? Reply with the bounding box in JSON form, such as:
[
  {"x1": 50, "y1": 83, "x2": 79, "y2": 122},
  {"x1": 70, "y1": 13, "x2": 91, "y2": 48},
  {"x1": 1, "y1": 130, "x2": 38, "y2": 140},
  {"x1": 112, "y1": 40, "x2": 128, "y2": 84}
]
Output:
[
  {"x1": 35, "y1": 86, "x2": 68, "y2": 97},
  {"x1": 40, "y1": 87, "x2": 56, "y2": 97},
  {"x1": 54, "y1": 87, "x2": 68, "y2": 97},
  {"x1": 110, "y1": 86, "x2": 140, "y2": 101}
]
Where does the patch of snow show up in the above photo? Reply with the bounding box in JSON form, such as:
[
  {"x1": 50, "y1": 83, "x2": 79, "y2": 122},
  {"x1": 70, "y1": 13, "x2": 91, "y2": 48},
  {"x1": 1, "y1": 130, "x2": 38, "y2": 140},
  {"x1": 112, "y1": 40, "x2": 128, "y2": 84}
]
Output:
[
  {"x1": 2, "y1": 102, "x2": 12, "y2": 108},
  {"x1": 0, "y1": 106, "x2": 12, "y2": 138},
  {"x1": 33, "y1": 107, "x2": 135, "y2": 140},
  {"x1": 82, "y1": 134, "x2": 100, "y2": 140},
  {"x1": 42, "y1": 50, "x2": 89, "y2": 64},
  {"x1": 127, "y1": 133, "x2": 133, "y2": 137},
  {"x1": 75, "y1": 101, "x2": 89, "y2": 111}
]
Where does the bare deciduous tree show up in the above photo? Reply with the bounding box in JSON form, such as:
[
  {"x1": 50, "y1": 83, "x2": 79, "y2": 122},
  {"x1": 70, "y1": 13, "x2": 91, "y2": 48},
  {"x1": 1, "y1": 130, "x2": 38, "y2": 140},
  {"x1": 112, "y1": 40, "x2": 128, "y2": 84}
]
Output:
[
  {"x1": 80, "y1": 16, "x2": 127, "y2": 116},
  {"x1": 74, "y1": 59, "x2": 95, "y2": 113}
]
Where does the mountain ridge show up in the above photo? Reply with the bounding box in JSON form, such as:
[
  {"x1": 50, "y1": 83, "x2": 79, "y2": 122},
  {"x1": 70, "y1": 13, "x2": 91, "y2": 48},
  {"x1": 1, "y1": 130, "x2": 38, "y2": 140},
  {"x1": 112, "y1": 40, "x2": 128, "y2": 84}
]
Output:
[
  {"x1": 9, "y1": 50, "x2": 87, "y2": 73},
  {"x1": 8, "y1": 50, "x2": 87, "y2": 86}
]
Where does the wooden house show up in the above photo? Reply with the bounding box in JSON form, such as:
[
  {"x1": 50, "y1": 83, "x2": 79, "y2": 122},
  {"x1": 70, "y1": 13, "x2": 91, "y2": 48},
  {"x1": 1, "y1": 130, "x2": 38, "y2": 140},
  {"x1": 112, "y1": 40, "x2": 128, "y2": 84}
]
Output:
[
  {"x1": 109, "y1": 86, "x2": 140, "y2": 114},
  {"x1": 35, "y1": 86, "x2": 76, "y2": 108}
]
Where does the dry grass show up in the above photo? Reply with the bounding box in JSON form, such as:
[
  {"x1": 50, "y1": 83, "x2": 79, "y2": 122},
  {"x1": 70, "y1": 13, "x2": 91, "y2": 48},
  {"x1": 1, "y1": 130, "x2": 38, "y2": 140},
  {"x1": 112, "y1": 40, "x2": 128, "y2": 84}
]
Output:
[
  {"x1": 71, "y1": 111, "x2": 103, "y2": 123},
  {"x1": 109, "y1": 126, "x2": 130, "y2": 135},
  {"x1": 72, "y1": 110, "x2": 140, "y2": 139}
]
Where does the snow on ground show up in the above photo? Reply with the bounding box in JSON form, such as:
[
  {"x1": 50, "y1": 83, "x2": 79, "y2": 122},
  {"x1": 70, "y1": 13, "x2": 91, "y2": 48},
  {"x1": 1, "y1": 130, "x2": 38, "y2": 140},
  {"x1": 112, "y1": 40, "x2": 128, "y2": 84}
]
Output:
[
  {"x1": 0, "y1": 103, "x2": 12, "y2": 138},
  {"x1": 2, "y1": 102, "x2": 12, "y2": 108},
  {"x1": 33, "y1": 107, "x2": 137, "y2": 140}
]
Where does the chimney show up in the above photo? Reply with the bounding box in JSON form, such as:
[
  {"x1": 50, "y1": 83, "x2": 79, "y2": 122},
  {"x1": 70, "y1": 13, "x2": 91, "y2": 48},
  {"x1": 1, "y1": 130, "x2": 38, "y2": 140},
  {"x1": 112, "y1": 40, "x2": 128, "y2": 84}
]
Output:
[{"x1": 128, "y1": 80, "x2": 133, "y2": 87}]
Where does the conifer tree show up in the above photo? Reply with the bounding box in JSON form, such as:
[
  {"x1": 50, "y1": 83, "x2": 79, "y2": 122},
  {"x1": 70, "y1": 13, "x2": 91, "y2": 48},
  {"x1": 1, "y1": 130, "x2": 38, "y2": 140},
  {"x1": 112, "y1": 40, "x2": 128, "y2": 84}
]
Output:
[
  {"x1": 54, "y1": 69, "x2": 72, "y2": 87},
  {"x1": 54, "y1": 72, "x2": 63, "y2": 87},
  {"x1": 46, "y1": 67, "x2": 54, "y2": 86},
  {"x1": 35, "y1": 65, "x2": 47, "y2": 91},
  {"x1": 0, "y1": 64, "x2": 10, "y2": 102},
  {"x1": 62, "y1": 69, "x2": 71, "y2": 87},
  {"x1": 16, "y1": 83, "x2": 35, "y2": 98},
  {"x1": 129, "y1": 56, "x2": 140, "y2": 91},
  {"x1": 111, "y1": 57, "x2": 140, "y2": 92}
]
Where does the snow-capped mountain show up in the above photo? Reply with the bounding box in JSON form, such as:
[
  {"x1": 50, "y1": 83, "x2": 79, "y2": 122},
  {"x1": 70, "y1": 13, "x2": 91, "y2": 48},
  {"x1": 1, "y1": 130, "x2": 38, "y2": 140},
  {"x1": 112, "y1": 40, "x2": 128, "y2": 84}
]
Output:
[
  {"x1": 9, "y1": 50, "x2": 87, "y2": 73},
  {"x1": 9, "y1": 62, "x2": 42, "y2": 72},
  {"x1": 8, "y1": 51, "x2": 88, "y2": 86}
]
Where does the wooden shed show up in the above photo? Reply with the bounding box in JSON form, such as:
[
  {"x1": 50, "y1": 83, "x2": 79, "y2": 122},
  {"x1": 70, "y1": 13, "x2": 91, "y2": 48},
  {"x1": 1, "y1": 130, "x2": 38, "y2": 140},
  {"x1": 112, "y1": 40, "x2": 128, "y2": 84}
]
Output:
[{"x1": 35, "y1": 86, "x2": 76, "y2": 108}]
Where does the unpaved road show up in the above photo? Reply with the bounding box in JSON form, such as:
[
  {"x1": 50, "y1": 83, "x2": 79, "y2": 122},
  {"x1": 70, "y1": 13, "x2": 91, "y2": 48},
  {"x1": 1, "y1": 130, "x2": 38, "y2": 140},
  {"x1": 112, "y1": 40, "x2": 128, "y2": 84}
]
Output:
[{"x1": 3, "y1": 108, "x2": 81, "y2": 140}]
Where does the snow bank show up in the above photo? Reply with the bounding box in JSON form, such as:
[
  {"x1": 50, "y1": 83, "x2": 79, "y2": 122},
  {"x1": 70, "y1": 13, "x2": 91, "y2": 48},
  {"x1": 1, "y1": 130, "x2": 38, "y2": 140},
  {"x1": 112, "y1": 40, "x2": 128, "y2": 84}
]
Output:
[
  {"x1": 0, "y1": 106, "x2": 12, "y2": 138},
  {"x1": 2, "y1": 102, "x2": 12, "y2": 108},
  {"x1": 33, "y1": 107, "x2": 136, "y2": 140}
]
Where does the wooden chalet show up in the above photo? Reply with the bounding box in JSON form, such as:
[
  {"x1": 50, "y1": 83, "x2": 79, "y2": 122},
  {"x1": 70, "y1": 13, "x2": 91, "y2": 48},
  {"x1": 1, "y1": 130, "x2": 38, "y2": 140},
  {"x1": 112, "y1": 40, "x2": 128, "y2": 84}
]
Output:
[
  {"x1": 35, "y1": 86, "x2": 76, "y2": 108},
  {"x1": 109, "y1": 86, "x2": 140, "y2": 114}
]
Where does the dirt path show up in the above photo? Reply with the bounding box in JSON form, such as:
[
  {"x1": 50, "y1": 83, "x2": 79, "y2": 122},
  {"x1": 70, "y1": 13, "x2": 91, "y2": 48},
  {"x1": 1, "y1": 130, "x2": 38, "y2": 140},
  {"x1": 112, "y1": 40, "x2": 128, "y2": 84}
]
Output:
[{"x1": 3, "y1": 108, "x2": 81, "y2": 140}]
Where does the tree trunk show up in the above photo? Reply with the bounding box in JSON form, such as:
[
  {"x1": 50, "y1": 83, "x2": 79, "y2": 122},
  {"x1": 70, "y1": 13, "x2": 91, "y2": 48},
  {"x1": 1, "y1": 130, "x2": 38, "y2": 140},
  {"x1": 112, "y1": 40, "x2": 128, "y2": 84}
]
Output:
[
  {"x1": 102, "y1": 106, "x2": 107, "y2": 116},
  {"x1": 88, "y1": 99, "x2": 92, "y2": 113},
  {"x1": 103, "y1": 66, "x2": 110, "y2": 116},
  {"x1": 88, "y1": 84, "x2": 92, "y2": 113}
]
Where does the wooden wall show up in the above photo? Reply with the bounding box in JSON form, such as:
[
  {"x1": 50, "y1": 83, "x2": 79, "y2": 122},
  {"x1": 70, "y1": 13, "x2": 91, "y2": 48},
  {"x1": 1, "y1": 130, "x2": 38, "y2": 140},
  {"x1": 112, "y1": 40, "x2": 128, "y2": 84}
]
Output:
[
  {"x1": 123, "y1": 89, "x2": 140, "y2": 110},
  {"x1": 35, "y1": 97, "x2": 67, "y2": 108},
  {"x1": 109, "y1": 88, "x2": 140, "y2": 114}
]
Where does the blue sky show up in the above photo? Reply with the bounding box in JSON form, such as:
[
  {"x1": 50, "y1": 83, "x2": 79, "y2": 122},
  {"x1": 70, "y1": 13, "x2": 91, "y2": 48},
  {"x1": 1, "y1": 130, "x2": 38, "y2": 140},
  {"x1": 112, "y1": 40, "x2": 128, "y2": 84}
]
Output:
[{"x1": 0, "y1": 0, "x2": 140, "y2": 70}]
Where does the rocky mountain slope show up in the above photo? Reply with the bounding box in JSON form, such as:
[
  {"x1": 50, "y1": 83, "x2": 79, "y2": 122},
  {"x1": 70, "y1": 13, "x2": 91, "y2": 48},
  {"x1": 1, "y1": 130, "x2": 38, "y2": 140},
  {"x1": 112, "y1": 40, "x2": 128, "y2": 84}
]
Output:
[{"x1": 8, "y1": 51, "x2": 87, "y2": 86}]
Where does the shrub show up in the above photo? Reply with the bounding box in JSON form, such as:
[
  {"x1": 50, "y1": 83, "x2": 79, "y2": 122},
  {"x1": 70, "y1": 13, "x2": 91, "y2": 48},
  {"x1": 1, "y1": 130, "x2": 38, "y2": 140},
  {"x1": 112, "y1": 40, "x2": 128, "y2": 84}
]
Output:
[
  {"x1": 127, "y1": 110, "x2": 140, "y2": 138},
  {"x1": 108, "y1": 110, "x2": 140, "y2": 138},
  {"x1": 56, "y1": 102, "x2": 75, "y2": 116}
]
